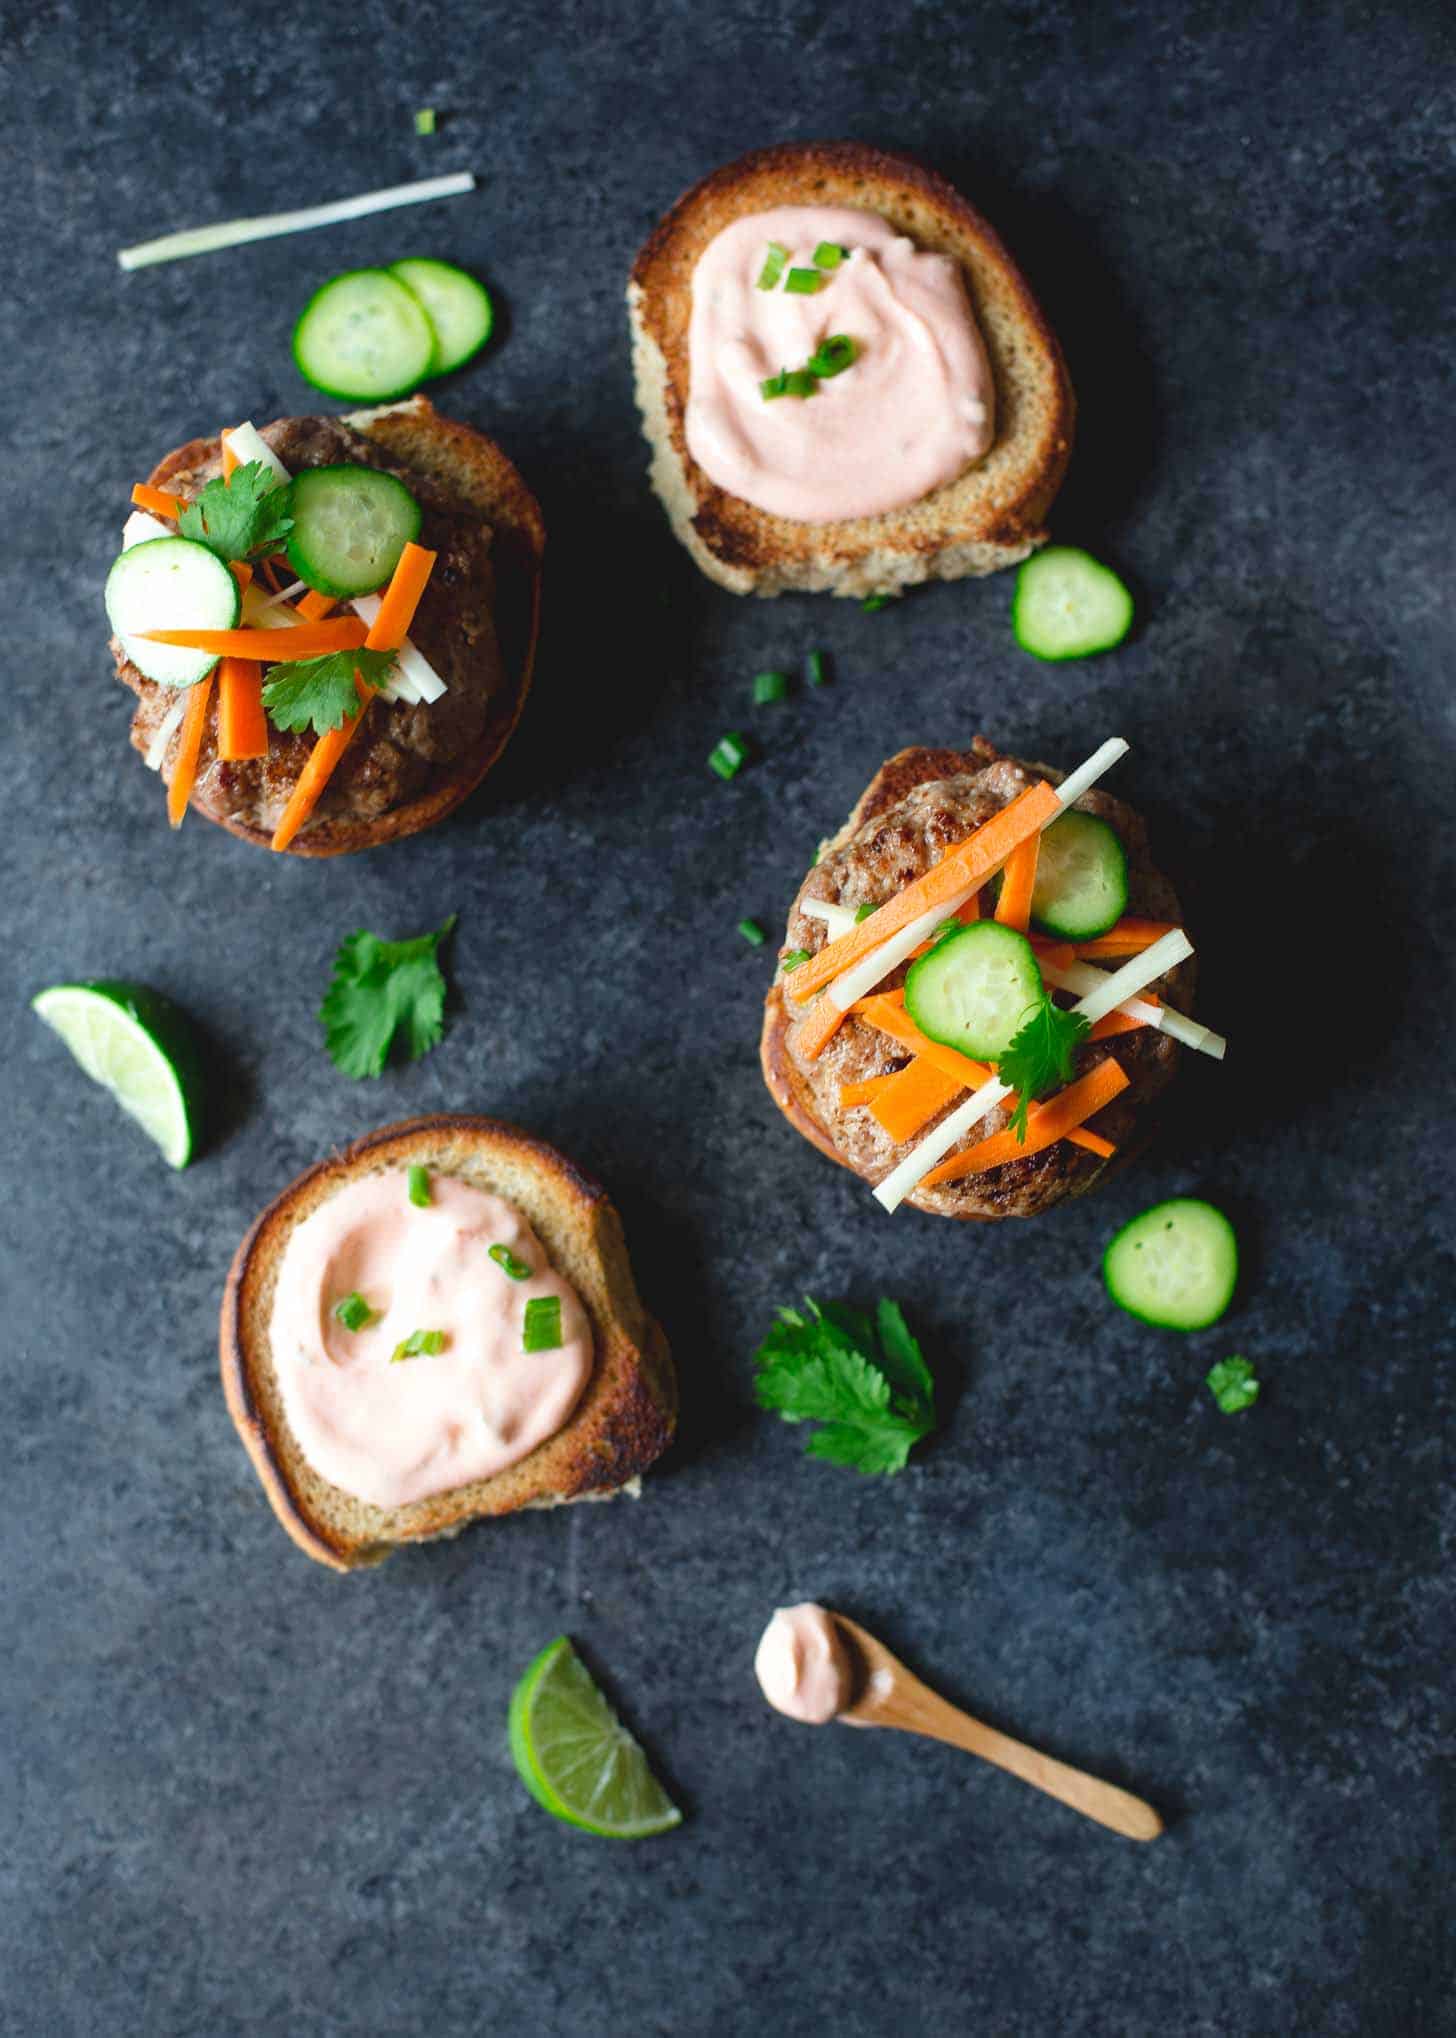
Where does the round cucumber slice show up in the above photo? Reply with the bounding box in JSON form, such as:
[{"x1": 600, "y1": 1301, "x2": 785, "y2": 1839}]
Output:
[
  {"x1": 285, "y1": 464, "x2": 422, "y2": 598},
  {"x1": 32, "y1": 980, "x2": 205, "y2": 1169},
  {"x1": 904, "y1": 920, "x2": 1044, "y2": 1062},
  {"x1": 1013, "y1": 546, "x2": 1134, "y2": 661},
  {"x1": 1104, "y1": 1198, "x2": 1238, "y2": 1331},
  {"x1": 509, "y1": 1637, "x2": 682, "y2": 1840},
  {"x1": 1031, "y1": 811, "x2": 1129, "y2": 941},
  {"x1": 105, "y1": 537, "x2": 241, "y2": 688},
  {"x1": 389, "y1": 258, "x2": 493, "y2": 375},
  {"x1": 292, "y1": 268, "x2": 437, "y2": 402}
]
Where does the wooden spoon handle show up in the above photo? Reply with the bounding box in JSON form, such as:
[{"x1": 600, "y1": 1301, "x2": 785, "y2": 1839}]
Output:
[{"x1": 884, "y1": 1681, "x2": 1162, "y2": 1842}]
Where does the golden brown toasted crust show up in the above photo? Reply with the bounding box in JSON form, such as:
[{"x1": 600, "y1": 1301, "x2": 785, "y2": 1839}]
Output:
[
  {"x1": 148, "y1": 397, "x2": 545, "y2": 856},
  {"x1": 220, "y1": 1116, "x2": 675, "y2": 1571},
  {"x1": 629, "y1": 141, "x2": 1074, "y2": 597}
]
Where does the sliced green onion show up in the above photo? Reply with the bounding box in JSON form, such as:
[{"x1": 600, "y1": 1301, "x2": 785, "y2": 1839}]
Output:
[
  {"x1": 753, "y1": 670, "x2": 790, "y2": 704},
  {"x1": 407, "y1": 1164, "x2": 431, "y2": 1208},
  {"x1": 812, "y1": 242, "x2": 848, "y2": 269},
  {"x1": 709, "y1": 732, "x2": 749, "y2": 780},
  {"x1": 933, "y1": 918, "x2": 963, "y2": 942},
  {"x1": 781, "y1": 949, "x2": 812, "y2": 972},
  {"x1": 806, "y1": 334, "x2": 857, "y2": 379},
  {"x1": 333, "y1": 1291, "x2": 378, "y2": 1333},
  {"x1": 760, "y1": 367, "x2": 819, "y2": 401},
  {"x1": 738, "y1": 918, "x2": 767, "y2": 947},
  {"x1": 117, "y1": 171, "x2": 477, "y2": 272},
  {"x1": 523, "y1": 1295, "x2": 563, "y2": 1353},
  {"x1": 785, "y1": 267, "x2": 826, "y2": 295},
  {"x1": 414, "y1": 107, "x2": 437, "y2": 135},
  {"x1": 854, "y1": 903, "x2": 880, "y2": 922},
  {"x1": 806, "y1": 649, "x2": 828, "y2": 687},
  {"x1": 861, "y1": 594, "x2": 892, "y2": 612},
  {"x1": 392, "y1": 1328, "x2": 447, "y2": 1363},
  {"x1": 1207, "y1": 1356, "x2": 1260, "y2": 1413},
  {"x1": 756, "y1": 242, "x2": 789, "y2": 290},
  {"x1": 488, "y1": 1243, "x2": 533, "y2": 1281}
]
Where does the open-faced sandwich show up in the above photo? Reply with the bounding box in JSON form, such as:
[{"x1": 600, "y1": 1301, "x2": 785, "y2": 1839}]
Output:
[
  {"x1": 106, "y1": 395, "x2": 544, "y2": 854},
  {"x1": 221, "y1": 1116, "x2": 675, "y2": 1571},
  {"x1": 761, "y1": 738, "x2": 1227, "y2": 1219},
  {"x1": 629, "y1": 141, "x2": 1073, "y2": 598}
]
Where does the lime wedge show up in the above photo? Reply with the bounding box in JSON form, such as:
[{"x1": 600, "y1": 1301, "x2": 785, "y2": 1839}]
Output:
[
  {"x1": 509, "y1": 1637, "x2": 682, "y2": 1840},
  {"x1": 32, "y1": 980, "x2": 205, "y2": 1170}
]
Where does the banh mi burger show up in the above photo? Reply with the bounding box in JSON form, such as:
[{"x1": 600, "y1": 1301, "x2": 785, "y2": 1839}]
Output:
[
  {"x1": 106, "y1": 396, "x2": 544, "y2": 855},
  {"x1": 221, "y1": 1117, "x2": 676, "y2": 1571},
  {"x1": 760, "y1": 738, "x2": 1228, "y2": 1220},
  {"x1": 629, "y1": 141, "x2": 1073, "y2": 597}
]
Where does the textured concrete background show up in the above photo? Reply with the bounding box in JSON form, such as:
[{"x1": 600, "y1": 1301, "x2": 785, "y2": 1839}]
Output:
[{"x1": 3, "y1": 2, "x2": 1454, "y2": 2033}]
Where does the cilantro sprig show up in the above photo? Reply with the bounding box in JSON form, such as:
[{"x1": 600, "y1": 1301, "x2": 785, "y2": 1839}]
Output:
[
  {"x1": 262, "y1": 647, "x2": 397, "y2": 737},
  {"x1": 1207, "y1": 1356, "x2": 1260, "y2": 1413},
  {"x1": 998, "y1": 998, "x2": 1091, "y2": 1141},
  {"x1": 319, "y1": 914, "x2": 456, "y2": 1080},
  {"x1": 753, "y1": 1297, "x2": 936, "y2": 1476},
  {"x1": 178, "y1": 461, "x2": 293, "y2": 563}
]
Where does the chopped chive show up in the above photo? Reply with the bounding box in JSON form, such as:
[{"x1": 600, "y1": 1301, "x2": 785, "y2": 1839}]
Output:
[
  {"x1": 407, "y1": 1164, "x2": 431, "y2": 1208},
  {"x1": 738, "y1": 918, "x2": 767, "y2": 947},
  {"x1": 933, "y1": 918, "x2": 963, "y2": 942},
  {"x1": 806, "y1": 649, "x2": 828, "y2": 687},
  {"x1": 785, "y1": 267, "x2": 826, "y2": 295},
  {"x1": 812, "y1": 241, "x2": 847, "y2": 269},
  {"x1": 413, "y1": 107, "x2": 437, "y2": 135},
  {"x1": 709, "y1": 731, "x2": 749, "y2": 780},
  {"x1": 753, "y1": 670, "x2": 790, "y2": 704},
  {"x1": 855, "y1": 903, "x2": 880, "y2": 922},
  {"x1": 488, "y1": 1243, "x2": 533, "y2": 1281},
  {"x1": 333, "y1": 1291, "x2": 378, "y2": 1333},
  {"x1": 523, "y1": 1295, "x2": 563, "y2": 1353},
  {"x1": 805, "y1": 334, "x2": 857, "y2": 378},
  {"x1": 757, "y1": 241, "x2": 789, "y2": 290},
  {"x1": 1207, "y1": 1355, "x2": 1260, "y2": 1413},
  {"x1": 392, "y1": 1328, "x2": 447, "y2": 1363},
  {"x1": 861, "y1": 594, "x2": 892, "y2": 612},
  {"x1": 781, "y1": 949, "x2": 811, "y2": 972},
  {"x1": 761, "y1": 367, "x2": 819, "y2": 401}
]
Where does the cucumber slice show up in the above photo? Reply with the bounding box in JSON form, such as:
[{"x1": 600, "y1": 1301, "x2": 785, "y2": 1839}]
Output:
[
  {"x1": 904, "y1": 920, "x2": 1044, "y2": 1062},
  {"x1": 1013, "y1": 546, "x2": 1133, "y2": 661},
  {"x1": 285, "y1": 465, "x2": 422, "y2": 598},
  {"x1": 292, "y1": 268, "x2": 437, "y2": 402},
  {"x1": 1031, "y1": 811, "x2": 1129, "y2": 941},
  {"x1": 1104, "y1": 1199, "x2": 1238, "y2": 1331},
  {"x1": 389, "y1": 258, "x2": 493, "y2": 375},
  {"x1": 104, "y1": 537, "x2": 241, "y2": 688}
]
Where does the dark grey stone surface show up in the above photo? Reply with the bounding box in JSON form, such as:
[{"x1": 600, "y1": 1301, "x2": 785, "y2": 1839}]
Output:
[{"x1": 3, "y1": 2, "x2": 1453, "y2": 2032}]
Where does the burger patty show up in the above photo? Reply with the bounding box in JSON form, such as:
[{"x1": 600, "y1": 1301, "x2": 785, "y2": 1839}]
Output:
[
  {"x1": 778, "y1": 738, "x2": 1196, "y2": 1220},
  {"x1": 113, "y1": 416, "x2": 508, "y2": 838}
]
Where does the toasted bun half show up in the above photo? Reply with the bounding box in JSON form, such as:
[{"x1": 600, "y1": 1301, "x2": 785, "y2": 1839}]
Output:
[
  {"x1": 629, "y1": 141, "x2": 1074, "y2": 597},
  {"x1": 760, "y1": 742, "x2": 1193, "y2": 1221},
  {"x1": 146, "y1": 396, "x2": 545, "y2": 856},
  {"x1": 221, "y1": 1117, "x2": 675, "y2": 1571}
]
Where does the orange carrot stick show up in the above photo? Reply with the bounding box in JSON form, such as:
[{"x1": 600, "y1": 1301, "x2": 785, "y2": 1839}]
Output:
[
  {"x1": 215, "y1": 560, "x2": 269, "y2": 761},
  {"x1": 166, "y1": 676, "x2": 214, "y2": 829},
  {"x1": 131, "y1": 482, "x2": 185, "y2": 520},
  {"x1": 221, "y1": 428, "x2": 240, "y2": 481},
  {"x1": 794, "y1": 996, "x2": 848, "y2": 1060},
  {"x1": 269, "y1": 672, "x2": 372, "y2": 852},
  {"x1": 140, "y1": 619, "x2": 368, "y2": 659},
  {"x1": 838, "y1": 1071, "x2": 903, "y2": 1108},
  {"x1": 921, "y1": 1058, "x2": 1129, "y2": 1187},
  {"x1": 869, "y1": 1057, "x2": 966, "y2": 1144},
  {"x1": 365, "y1": 540, "x2": 436, "y2": 650},
  {"x1": 1087, "y1": 1009, "x2": 1148, "y2": 1042},
  {"x1": 787, "y1": 780, "x2": 1062, "y2": 1003},
  {"x1": 995, "y1": 835, "x2": 1040, "y2": 932},
  {"x1": 1075, "y1": 919, "x2": 1178, "y2": 960},
  {"x1": 296, "y1": 589, "x2": 336, "y2": 621},
  {"x1": 1028, "y1": 935, "x2": 1078, "y2": 970}
]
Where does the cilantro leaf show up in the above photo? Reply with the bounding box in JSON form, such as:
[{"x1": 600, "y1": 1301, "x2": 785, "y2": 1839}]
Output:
[
  {"x1": 262, "y1": 648, "x2": 397, "y2": 737},
  {"x1": 1207, "y1": 1355, "x2": 1260, "y2": 1414},
  {"x1": 319, "y1": 914, "x2": 456, "y2": 1080},
  {"x1": 177, "y1": 461, "x2": 293, "y2": 563},
  {"x1": 997, "y1": 997, "x2": 1091, "y2": 1140},
  {"x1": 752, "y1": 1295, "x2": 937, "y2": 1475}
]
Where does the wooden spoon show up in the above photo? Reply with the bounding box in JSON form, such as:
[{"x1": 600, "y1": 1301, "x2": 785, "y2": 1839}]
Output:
[{"x1": 831, "y1": 1613, "x2": 1163, "y2": 1843}]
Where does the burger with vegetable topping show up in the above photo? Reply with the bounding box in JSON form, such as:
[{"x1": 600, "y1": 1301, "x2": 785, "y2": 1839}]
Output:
[{"x1": 105, "y1": 395, "x2": 543, "y2": 855}]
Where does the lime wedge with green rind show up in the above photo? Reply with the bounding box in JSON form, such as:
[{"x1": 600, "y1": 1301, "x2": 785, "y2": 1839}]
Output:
[
  {"x1": 509, "y1": 1637, "x2": 682, "y2": 1840},
  {"x1": 32, "y1": 980, "x2": 205, "y2": 1170}
]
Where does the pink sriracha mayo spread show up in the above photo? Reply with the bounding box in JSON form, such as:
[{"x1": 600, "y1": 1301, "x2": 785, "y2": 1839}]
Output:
[
  {"x1": 754, "y1": 1603, "x2": 852, "y2": 1724},
  {"x1": 684, "y1": 205, "x2": 995, "y2": 524},
  {"x1": 269, "y1": 1171, "x2": 593, "y2": 1510}
]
